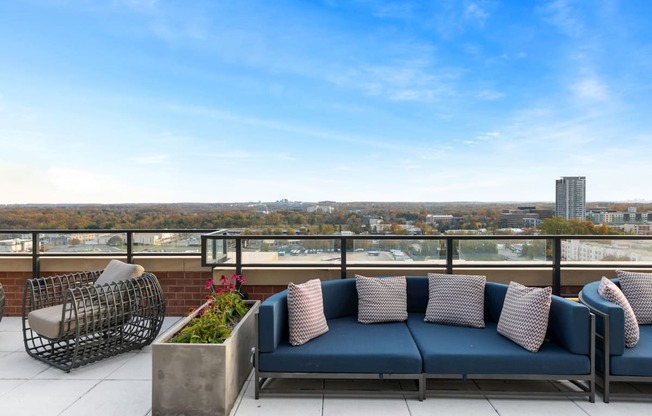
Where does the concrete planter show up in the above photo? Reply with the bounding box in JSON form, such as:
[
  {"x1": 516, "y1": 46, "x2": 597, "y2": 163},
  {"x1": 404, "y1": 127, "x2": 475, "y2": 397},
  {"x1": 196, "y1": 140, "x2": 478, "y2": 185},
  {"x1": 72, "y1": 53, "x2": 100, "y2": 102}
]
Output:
[{"x1": 152, "y1": 299, "x2": 260, "y2": 416}]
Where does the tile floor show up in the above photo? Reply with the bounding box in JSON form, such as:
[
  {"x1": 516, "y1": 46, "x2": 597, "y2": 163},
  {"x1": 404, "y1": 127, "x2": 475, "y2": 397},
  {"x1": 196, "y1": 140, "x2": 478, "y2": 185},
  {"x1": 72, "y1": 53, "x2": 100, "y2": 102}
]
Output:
[{"x1": 1, "y1": 317, "x2": 650, "y2": 416}]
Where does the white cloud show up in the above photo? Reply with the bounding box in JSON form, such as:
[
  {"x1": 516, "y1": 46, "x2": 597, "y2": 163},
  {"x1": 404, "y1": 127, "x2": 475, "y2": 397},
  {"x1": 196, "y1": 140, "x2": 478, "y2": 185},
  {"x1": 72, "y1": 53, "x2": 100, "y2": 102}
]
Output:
[
  {"x1": 476, "y1": 89, "x2": 505, "y2": 101},
  {"x1": 131, "y1": 154, "x2": 170, "y2": 164},
  {"x1": 464, "y1": 2, "x2": 489, "y2": 25},
  {"x1": 541, "y1": 0, "x2": 585, "y2": 37},
  {"x1": 572, "y1": 76, "x2": 608, "y2": 101}
]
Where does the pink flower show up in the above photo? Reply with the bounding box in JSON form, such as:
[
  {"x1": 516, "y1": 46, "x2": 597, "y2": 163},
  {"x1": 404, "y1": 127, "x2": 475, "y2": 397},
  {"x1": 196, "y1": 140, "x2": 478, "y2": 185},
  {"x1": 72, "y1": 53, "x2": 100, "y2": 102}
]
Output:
[
  {"x1": 204, "y1": 279, "x2": 214, "y2": 290},
  {"x1": 237, "y1": 276, "x2": 247, "y2": 284},
  {"x1": 220, "y1": 275, "x2": 229, "y2": 284}
]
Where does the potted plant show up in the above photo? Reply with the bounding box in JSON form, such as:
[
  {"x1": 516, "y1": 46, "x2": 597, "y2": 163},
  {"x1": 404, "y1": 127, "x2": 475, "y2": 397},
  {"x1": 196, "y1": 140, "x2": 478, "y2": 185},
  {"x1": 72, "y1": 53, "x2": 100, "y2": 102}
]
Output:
[{"x1": 152, "y1": 275, "x2": 260, "y2": 416}]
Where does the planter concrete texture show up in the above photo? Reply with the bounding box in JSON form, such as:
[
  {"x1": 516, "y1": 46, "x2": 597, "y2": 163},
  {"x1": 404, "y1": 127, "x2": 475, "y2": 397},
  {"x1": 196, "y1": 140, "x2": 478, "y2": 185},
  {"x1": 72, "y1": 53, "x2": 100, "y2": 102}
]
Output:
[{"x1": 152, "y1": 300, "x2": 260, "y2": 416}]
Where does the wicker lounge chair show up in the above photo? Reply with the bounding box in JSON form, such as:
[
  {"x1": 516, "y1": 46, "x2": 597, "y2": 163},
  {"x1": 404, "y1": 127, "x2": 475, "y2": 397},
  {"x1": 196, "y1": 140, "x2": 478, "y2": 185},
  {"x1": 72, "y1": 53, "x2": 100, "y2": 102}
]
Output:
[{"x1": 22, "y1": 260, "x2": 166, "y2": 372}]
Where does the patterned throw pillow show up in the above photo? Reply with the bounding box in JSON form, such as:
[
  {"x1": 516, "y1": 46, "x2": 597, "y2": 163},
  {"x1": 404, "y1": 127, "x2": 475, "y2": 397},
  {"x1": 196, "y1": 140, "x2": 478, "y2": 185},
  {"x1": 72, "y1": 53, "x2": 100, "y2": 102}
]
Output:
[
  {"x1": 287, "y1": 279, "x2": 329, "y2": 346},
  {"x1": 616, "y1": 270, "x2": 652, "y2": 324},
  {"x1": 355, "y1": 275, "x2": 408, "y2": 324},
  {"x1": 425, "y1": 273, "x2": 486, "y2": 328},
  {"x1": 497, "y1": 281, "x2": 552, "y2": 353},
  {"x1": 598, "y1": 277, "x2": 639, "y2": 348}
]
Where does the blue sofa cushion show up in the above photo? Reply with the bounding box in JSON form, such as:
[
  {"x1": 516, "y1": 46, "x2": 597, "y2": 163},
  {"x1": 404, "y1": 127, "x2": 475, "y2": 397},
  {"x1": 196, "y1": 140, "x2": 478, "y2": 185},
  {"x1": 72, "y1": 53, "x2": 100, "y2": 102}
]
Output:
[
  {"x1": 258, "y1": 316, "x2": 422, "y2": 374},
  {"x1": 406, "y1": 313, "x2": 591, "y2": 375},
  {"x1": 610, "y1": 325, "x2": 652, "y2": 376}
]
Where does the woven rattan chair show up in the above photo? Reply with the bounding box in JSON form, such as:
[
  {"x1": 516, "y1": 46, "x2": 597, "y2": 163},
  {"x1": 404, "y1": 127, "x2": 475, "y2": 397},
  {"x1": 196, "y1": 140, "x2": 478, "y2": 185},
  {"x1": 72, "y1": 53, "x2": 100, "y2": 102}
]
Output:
[{"x1": 22, "y1": 261, "x2": 166, "y2": 372}]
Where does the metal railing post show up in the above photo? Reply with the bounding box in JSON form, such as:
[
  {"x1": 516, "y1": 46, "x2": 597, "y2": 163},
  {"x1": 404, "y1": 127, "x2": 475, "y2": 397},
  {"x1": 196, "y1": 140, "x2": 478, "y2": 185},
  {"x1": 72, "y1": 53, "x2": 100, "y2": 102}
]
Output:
[
  {"x1": 127, "y1": 231, "x2": 134, "y2": 264},
  {"x1": 32, "y1": 231, "x2": 40, "y2": 278},
  {"x1": 340, "y1": 237, "x2": 347, "y2": 279},
  {"x1": 236, "y1": 237, "x2": 243, "y2": 276},
  {"x1": 446, "y1": 236, "x2": 454, "y2": 274},
  {"x1": 552, "y1": 236, "x2": 562, "y2": 296}
]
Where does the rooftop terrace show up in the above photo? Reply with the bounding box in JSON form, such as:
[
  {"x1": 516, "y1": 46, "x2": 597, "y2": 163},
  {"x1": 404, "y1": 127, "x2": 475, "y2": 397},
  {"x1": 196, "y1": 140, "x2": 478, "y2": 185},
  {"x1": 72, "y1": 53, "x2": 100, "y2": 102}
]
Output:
[
  {"x1": 2, "y1": 230, "x2": 652, "y2": 414},
  {"x1": 1, "y1": 315, "x2": 651, "y2": 415}
]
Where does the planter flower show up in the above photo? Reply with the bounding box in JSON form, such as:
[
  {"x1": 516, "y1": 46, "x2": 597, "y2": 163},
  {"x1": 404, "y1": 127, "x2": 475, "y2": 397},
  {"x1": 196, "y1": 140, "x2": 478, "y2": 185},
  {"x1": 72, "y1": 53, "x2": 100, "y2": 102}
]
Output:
[
  {"x1": 171, "y1": 274, "x2": 250, "y2": 344},
  {"x1": 152, "y1": 274, "x2": 260, "y2": 416}
]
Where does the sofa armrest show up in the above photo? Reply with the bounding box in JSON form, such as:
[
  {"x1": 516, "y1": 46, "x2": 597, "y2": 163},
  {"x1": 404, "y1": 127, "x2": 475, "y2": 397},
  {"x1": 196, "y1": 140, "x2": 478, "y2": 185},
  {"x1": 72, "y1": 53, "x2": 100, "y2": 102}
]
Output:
[
  {"x1": 548, "y1": 296, "x2": 592, "y2": 355},
  {"x1": 258, "y1": 291, "x2": 288, "y2": 353},
  {"x1": 579, "y1": 280, "x2": 625, "y2": 356}
]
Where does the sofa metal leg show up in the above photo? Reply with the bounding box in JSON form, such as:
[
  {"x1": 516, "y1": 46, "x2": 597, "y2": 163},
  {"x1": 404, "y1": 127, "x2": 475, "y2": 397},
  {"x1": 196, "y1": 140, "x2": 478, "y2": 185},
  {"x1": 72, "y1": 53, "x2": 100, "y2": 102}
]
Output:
[{"x1": 419, "y1": 375, "x2": 426, "y2": 401}]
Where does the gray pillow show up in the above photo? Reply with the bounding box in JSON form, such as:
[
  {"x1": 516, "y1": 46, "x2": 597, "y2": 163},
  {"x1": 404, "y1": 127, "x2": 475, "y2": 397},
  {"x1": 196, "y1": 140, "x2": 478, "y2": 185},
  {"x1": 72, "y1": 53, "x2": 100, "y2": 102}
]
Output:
[
  {"x1": 95, "y1": 259, "x2": 144, "y2": 286},
  {"x1": 598, "y1": 277, "x2": 639, "y2": 348},
  {"x1": 287, "y1": 279, "x2": 329, "y2": 346},
  {"x1": 355, "y1": 275, "x2": 407, "y2": 324},
  {"x1": 497, "y1": 281, "x2": 551, "y2": 353},
  {"x1": 616, "y1": 270, "x2": 652, "y2": 324},
  {"x1": 425, "y1": 273, "x2": 486, "y2": 328}
]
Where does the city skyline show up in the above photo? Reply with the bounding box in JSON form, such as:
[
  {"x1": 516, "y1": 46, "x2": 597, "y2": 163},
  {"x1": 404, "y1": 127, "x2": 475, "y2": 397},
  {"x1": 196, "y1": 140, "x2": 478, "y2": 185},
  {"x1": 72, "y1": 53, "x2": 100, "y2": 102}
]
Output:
[{"x1": 2, "y1": 1, "x2": 652, "y2": 204}]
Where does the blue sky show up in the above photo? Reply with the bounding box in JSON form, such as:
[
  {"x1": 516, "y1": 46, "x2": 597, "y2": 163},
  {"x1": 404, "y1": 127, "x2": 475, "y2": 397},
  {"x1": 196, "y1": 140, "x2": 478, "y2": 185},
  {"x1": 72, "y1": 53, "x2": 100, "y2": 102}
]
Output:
[{"x1": 1, "y1": 0, "x2": 652, "y2": 204}]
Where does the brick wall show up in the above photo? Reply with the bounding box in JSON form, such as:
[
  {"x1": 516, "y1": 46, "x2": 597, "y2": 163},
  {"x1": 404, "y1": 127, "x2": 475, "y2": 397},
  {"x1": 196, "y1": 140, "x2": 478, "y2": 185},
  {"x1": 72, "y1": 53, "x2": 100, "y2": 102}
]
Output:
[
  {"x1": 0, "y1": 271, "x2": 32, "y2": 317},
  {"x1": 0, "y1": 268, "x2": 284, "y2": 317},
  {"x1": 154, "y1": 273, "x2": 284, "y2": 316}
]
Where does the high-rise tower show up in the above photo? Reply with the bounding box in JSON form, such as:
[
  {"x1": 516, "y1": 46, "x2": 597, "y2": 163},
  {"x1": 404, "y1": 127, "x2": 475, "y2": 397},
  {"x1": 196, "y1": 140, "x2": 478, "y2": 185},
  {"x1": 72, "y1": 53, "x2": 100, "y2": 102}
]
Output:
[{"x1": 555, "y1": 176, "x2": 586, "y2": 220}]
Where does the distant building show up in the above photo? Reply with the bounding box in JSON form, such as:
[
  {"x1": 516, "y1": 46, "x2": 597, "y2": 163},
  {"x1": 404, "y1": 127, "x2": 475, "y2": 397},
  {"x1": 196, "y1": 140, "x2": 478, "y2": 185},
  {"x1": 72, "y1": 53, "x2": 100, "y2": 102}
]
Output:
[
  {"x1": 426, "y1": 214, "x2": 454, "y2": 225},
  {"x1": 555, "y1": 176, "x2": 586, "y2": 220},
  {"x1": 307, "y1": 205, "x2": 334, "y2": 214},
  {"x1": 586, "y1": 207, "x2": 652, "y2": 225},
  {"x1": 500, "y1": 207, "x2": 550, "y2": 228}
]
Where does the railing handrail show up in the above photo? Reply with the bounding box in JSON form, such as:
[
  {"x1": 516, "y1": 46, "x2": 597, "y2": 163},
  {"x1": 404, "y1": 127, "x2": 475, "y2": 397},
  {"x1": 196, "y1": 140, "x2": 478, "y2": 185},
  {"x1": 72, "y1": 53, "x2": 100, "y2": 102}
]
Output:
[
  {"x1": 0, "y1": 229, "x2": 222, "y2": 277},
  {"x1": 201, "y1": 232, "x2": 652, "y2": 296},
  {"x1": 3, "y1": 229, "x2": 652, "y2": 296}
]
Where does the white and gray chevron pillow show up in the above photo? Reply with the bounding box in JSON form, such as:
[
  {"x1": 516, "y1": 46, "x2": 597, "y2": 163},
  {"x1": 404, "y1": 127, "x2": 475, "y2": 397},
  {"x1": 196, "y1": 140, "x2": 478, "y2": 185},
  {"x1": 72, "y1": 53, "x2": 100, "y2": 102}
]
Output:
[
  {"x1": 497, "y1": 281, "x2": 551, "y2": 353},
  {"x1": 425, "y1": 273, "x2": 486, "y2": 328},
  {"x1": 616, "y1": 270, "x2": 652, "y2": 324},
  {"x1": 287, "y1": 279, "x2": 329, "y2": 346},
  {"x1": 355, "y1": 275, "x2": 407, "y2": 324},
  {"x1": 598, "y1": 277, "x2": 639, "y2": 348}
]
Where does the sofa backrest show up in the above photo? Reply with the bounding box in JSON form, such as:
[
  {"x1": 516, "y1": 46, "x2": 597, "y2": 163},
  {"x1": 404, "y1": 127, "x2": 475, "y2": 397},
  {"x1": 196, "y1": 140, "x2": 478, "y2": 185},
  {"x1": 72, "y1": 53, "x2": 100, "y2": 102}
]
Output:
[{"x1": 258, "y1": 276, "x2": 591, "y2": 356}]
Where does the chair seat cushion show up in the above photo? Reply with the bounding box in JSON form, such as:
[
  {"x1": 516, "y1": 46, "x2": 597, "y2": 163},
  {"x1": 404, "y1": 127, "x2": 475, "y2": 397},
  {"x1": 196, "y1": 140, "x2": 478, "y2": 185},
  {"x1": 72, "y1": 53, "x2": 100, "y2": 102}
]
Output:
[
  {"x1": 28, "y1": 302, "x2": 131, "y2": 340},
  {"x1": 258, "y1": 316, "x2": 422, "y2": 374},
  {"x1": 406, "y1": 313, "x2": 590, "y2": 375},
  {"x1": 610, "y1": 325, "x2": 652, "y2": 376}
]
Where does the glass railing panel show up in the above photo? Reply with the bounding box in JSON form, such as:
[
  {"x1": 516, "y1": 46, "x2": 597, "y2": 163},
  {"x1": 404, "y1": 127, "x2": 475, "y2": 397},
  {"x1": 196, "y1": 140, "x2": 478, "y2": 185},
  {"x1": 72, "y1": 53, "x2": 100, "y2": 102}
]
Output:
[
  {"x1": 561, "y1": 239, "x2": 652, "y2": 263},
  {"x1": 133, "y1": 232, "x2": 203, "y2": 254},
  {"x1": 240, "y1": 238, "x2": 340, "y2": 264},
  {"x1": 205, "y1": 237, "x2": 228, "y2": 264},
  {"x1": 0, "y1": 232, "x2": 33, "y2": 254},
  {"x1": 348, "y1": 238, "x2": 446, "y2": 265},
  {"x1": 456, "y1": 239, "x2": 549, "y2": 263},
  {"x1": 39, "y1": 232, "x2": 128, "y2": 254}
]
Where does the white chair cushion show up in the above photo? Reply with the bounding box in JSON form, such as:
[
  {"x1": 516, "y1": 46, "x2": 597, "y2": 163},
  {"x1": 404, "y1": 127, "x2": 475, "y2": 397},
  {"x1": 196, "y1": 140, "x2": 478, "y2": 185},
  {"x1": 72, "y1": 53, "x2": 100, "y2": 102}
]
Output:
[{"x1": 95, "y1": 260, "x2": 144, "y2": 286}]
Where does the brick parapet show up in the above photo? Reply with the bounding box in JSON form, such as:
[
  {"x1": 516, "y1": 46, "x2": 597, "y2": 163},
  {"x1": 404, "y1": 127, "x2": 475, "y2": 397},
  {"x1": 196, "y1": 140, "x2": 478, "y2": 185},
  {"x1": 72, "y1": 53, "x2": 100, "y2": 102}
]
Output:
[{"x1": 0, "y1": 259, "x2": 285, "y2": 317}]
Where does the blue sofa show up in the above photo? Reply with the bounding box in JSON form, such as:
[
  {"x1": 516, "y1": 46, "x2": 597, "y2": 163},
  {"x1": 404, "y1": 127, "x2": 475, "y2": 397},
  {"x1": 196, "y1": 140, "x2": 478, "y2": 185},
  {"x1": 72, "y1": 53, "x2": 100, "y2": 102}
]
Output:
[
  {"x1": 255, "y1": 277, "x2": 595, "y2": 401},
  {"x1": 580, "y1": 279, "x2": 652, "y2": 402}
]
